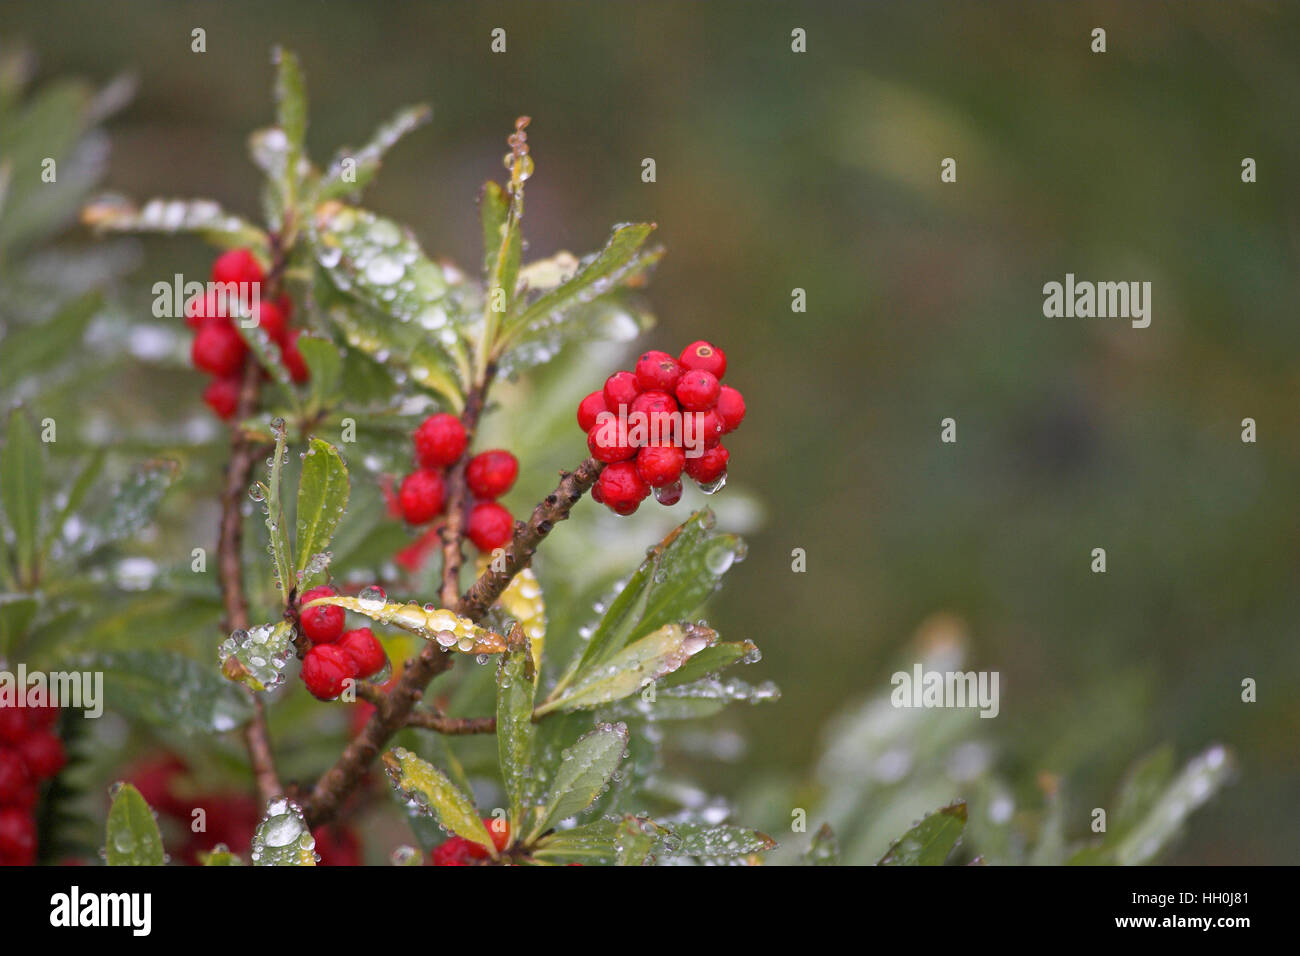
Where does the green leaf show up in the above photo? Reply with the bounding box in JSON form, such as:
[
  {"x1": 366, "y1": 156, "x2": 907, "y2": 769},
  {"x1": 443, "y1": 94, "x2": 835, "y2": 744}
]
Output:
[
  {"x1": 496, "y1": 634, "x2": 536, "y2": 834},
  {"x1": 105, "y1": 783, "x2": 165, "y2": 866},
  {"x1": 260, "y1": 421, "x2": 294, "y2": 606},
  {"x1": 615, "y1": 814, "x2": 662, "y2": 866},
  {"x1": 480, "y1": 180, "x2": 509, "y2": 278},
  {"x1": 540, "y1": 622, "x2": 718, "y2": 716},
  {"x1": 294, "y1": 437, "x2": 349, "y2": 591},
  {"x1": 69, "y1": 459, "x2": 180, "y2": 557},
  {"x1": 198, "y1": 847, "x2": 244, "y2": 865},
  {"x1": 805, "y1": 823, "x2": 839, "y2": 866},
  {"x1": 0, "y1": 291, "x2": 100, "y2": 387},
  {"x1": 319, "y1": 104, "x2": 431, "y2": 200},
  {"x1": 296, "y1": 336, "x2": 344, "y2": 412},
  {"x1": 383, "y1": 747, "x2": 496, "y2": 854},
  {"x1": 0, "y1": 593, "x2": 38, "y2": 658},
  {"x1": 251, "y1": 799, "x2": 316, "y2": 866},
  {"x1": 85, "y1": 649, "x2": 253, "y2": 733},
  {"x1": 528, "y1": 722, "x2": 628, "y2": 840},
  {"x1": 81, "y1": 195, "x2": 268, "y2": 253},
  {"x1": 501, "y1": 222, "x2": 662, "y2": 350},
  {"x1": 1112, "y1": 745, "x2": 1233, "y2": 865},
  {"x1": 877, "y1": 801, "x2": 967, "y2": 866},
  {"x1": 603, "y1": 675, "x2": 779, "y2": 721},
  {"x1": 272, "y1": 47, "x2": 307, "y2": 200},
  {"x1": 1, "y1": 408, "x2": 43, "y2": 583},
  {"x1": 666, "y1": 822, "x2": 777, "y2": 858},
  {"x1": 41, "y1": 447, "x2": 104, "y2": 561},
  {"x1": 218, "y1": 621, "x2": 296, "y2": 692},
  {"x1": 531, "y1": 818, "x2": 619, "y2": 864},
  {"x1": 562, "y1": 509, "x2": 744, "y2": 681},
  {"x1": 660, "y1": 639, "x2": 759, "y2": 688}
]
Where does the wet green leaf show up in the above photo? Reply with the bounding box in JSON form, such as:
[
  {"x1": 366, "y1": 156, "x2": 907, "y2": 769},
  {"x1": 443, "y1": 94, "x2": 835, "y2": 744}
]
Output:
[
  {"x1": 319, "y1": 104, "x2": 431, "y2": 200},
  {"x1": 105, "y1": 783, "x2": 165, "y2": 866},
  {"x1": 528, "y1": 722, "x2": 627, "y2": 839},
  {"x1": 70, "y1": 459, "x2": 180, "y2": 557},
  {"x1": 296, "y1": 336, "x2": 344, "y2": 411},
  {"x1": 1, "y1": 408, "x2": 42, "y2": 583},
  {"x1": 83, "y1": 649, "x2": 252, "y2": 733},
  {"x1": 218, "y1": 621, "x2": 296, "y2": 692},
  {"x1": 0, "y1": 291, "x2": 100, "y2": 386},
  {"x1": 198, "y1": 847, "x2": 244, "y2": 866},
  {"x1": 805, "y1": 823, "x2": 839, "y2": 866},
  {"x1": 878, "y1": 801, "x2": 967, "y2": 865},
  {"x1": 615, "y1": 814, "x2": 661, "y2": 866},
  {"x1": 383, "y1": 747, "x2": 496, "y2": 854},
  {"x1": 667, "y1": 822, "x2": 777, "y2": 858},
  {"x1": 251, "y1": 799, "x2": 316, "y2": 866},
  {"x1": 304, "y1": 595, "x2": 507, "y2": 655},
  {"x1": 272, "y1": 46, "x2": 307, "y2": 206},
  {"x1": 531, "y1": 818, "x2": 619, "y2": 864},
  {"x1": 497, "y1": 636, "x2": 536, "y2": 834},
  {"x1": 81, "y1": 196, "x2": 268, "y2": 252},
  {"x1": 1112, "y1": 746, "x2": 1233, "y2": 865},
  {"x1": 294, "y1": 437, "x2": 349, "y2": 591},
  {"x1": 660, "y1": 639, "x2": 759, "y2": 688}
]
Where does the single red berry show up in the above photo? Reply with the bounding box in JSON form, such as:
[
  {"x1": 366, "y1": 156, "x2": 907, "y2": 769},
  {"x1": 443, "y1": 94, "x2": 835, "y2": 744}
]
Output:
[
  {"x1": 211, "y1": 248, "x2": 265, "y2": 288},
  {"x1": 679, "y1": 340, "x2": 726, "y2": 379},
  {"x1": 716, "y1": 385, "x2": 746, "y2": 433},
  {"x1": 252, "y1": 298, "x2": 289, "y2": 344},
  {"x1": 466, "y1": 501, "x2": 513, "y2": 552},
  {"x1": 313, "y1": 825, "x2": 363, "y2": 866},
  {"x1": 577, "y1": 390, "x2": 609, "y2": 433},
  {"x1": 465, "y1": 450, "x2": 519, "y2": 500},
  {"x1": 17, "y1": 732, "x2": 65, "y2": 781},
  {"x1": 597, "y1": 461, "x2": 650, "y2": 515},
  {"x1": 587, "y1": 418, "x2": 637, "y2": 463},
  {"x1": 280, "y1": 328, "x2": 311, "y2": 383},
  {"x1": 398, "y1": 469, "x2": 446, "y2": 525},
  {"x1": 0, "y1": 808, "x2": 35, "y2": 861},
  {"x1": 0, "y1": 709, "x2": 26, "y2": 745},
  {"x1": 602, "y1": 370, "x2": 641, "y2": 412},
  {"x1": 590, "y1": 480, "x2": 605, "y2": 504},
  {"x1": 301, "y1": 644, "x2": 358, "y2": 700},
  {"x1": 635, "y1": 445, "x2": 685, "y2": 488},
  {"x1": 675, "y1": 369, "x2": 721, "y2": 412},
  {"x1": 191, "y1": 322, "x2": 248, "y2": 378},
  {"x1": 0, "y1": 749, "x2": 31, "y2": 803},
  {"x1": 684, "y1": 445, "x2": 729, "y2": 484},
  {"x1": 414, "y1": 413, "x2": 468, "y2": 468},
  {"x1": 5, "y1": 782, "x2": 37, "y2": 814},
  {"x1": 185, "y1": 289, "x2": 238, "y2": 330},
  {"x1": 687, "y1": 409, "x2": 723, "y2": 449},
  {"x1": 202, "y1": 377, "x2": 241, "y2": 420},
  {"x1": 338, "y1": 628, "x2": 387, "y2": 681},
  {"x1": 298, "y1": 586, "x2": 346, "y2": 644},
  {"x1": 430, "y1": 836, "x2": 477, "y2": 866},
  {"x1": 634, "y1": 350, "x2": 683, "y2": 393},
  {"x1": 654, "y1": 479, "x2": 683, "y2": 506},
  {"x1": 629, "y1": 390, "x2": 679, "y2": 444},
  {"x1": 484, "y1": 818, "x2": 511, "y2": 853}
]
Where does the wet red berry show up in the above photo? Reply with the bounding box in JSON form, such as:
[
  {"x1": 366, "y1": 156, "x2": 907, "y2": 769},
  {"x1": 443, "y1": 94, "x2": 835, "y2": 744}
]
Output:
[
  {"x1": 634, "y1": 350, "x2": 682, "y2": 393},
  {"x1": 635, "y1": 445, "x2": 685, "y2": 488},
  {"x1": 301, "y1": 644, "x2": 358, "y2": 700},
  {"x1": 675, "y1": 369, "x2": 721, "y2": 412},
  {"x1": 191, "y1": 322, "x2": 248, "y2": 378},
  {"x1": 679, "y1": 340, "x2": 726, "y2": 379},
  {"x1": 577, "y1": 390, "x2": 609, "y2": 433},
  {"x1": 338, "y1": 628, "x2": 387, "y2": 681},
  {"x1": 587, "y1": 418, "x2": 637, "y2": 463},
  {"x1": 466, "y1": 501, "x2": 514, "y2": 552},
  {"x1": 398, "y1": 469, "x2": 446, "y2": 525},
  {"x1": 414, "y1": 413, "x2": 467, "y2": 469},
  {"x1": 252, "y1": 298, "x2": 289, "y2": 344},
  {"x1": 597, "y1": 460, "x2": 650, "y2": 514},
  {"x1": 211, "y1": 248, "x2": 265, "y2": 288},
  {"x1": 430, "y1": 836, "x2": 477, "y2": 866},
  {"x1": 203, "y1": 377, "x2": 241, "y2": 420},
  {"x1": 716, "y1": 385, "x2": 746, "y2": 433},
  {"x1": 684, "y1": 445, "x2": 729, "y2": 484},
  {"x1": 602, "y1": 371, "x2": 640, "y2": 412},
  {"x1": 299, "y1": 586, "x2": 346, "y2": 644},
  {"x1": 465, "y1": 450, "x2": 519, "y2": 500}
]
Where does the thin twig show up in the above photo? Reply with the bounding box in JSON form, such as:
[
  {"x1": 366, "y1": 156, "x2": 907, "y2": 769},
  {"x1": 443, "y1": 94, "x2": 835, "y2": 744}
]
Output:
[{"x1": 403, "y1": 712, "x2": 497, "y2": 735}]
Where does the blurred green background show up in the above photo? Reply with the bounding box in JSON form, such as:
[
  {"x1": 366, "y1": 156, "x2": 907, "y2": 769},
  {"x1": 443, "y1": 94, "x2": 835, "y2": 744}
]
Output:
[{"x1": 2, "y1": 1, "x2": 1296, "y2": 863}]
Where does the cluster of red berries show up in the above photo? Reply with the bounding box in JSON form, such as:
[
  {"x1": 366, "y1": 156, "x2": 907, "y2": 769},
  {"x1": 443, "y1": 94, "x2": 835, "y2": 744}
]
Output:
[
  {"x1": 394, "y1": 413, "x2": 520, "y2": 553},
  {"x1": 185, "y1": 248, "x2": 311, "y2": 420},
  {"x1": 296, "y1": 585, "x2": 389, "y2": 700},
  {"x1": 0, "y1": 703, "x2": 65, "y2": 866},
  {"x1": 579, "y1": 341, "x2": 745, "y2": 515},
  {"x1": 429, "y1": 820, "x2": 510, "y2": 865},
  {"x1": 131, "y1": 753, "x2": 360, "y2": 865}
]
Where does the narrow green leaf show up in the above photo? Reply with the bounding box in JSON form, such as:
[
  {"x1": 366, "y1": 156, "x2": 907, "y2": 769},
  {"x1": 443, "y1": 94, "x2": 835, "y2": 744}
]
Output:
[
  {"x1": 480, "y1": 180, "x2": 508, "y2": 278},
  {"x1": 198, "y1": 848, "x2": 244, "y2": 865},
  {"x1": 383, "y1": 747, "x2": 496, "y2": 853},
  {"x1": 105, "y1": 783, "x2": 165, "y2": 866},
  {"x1": 251, "y1": 799, "x2": 316, "y2": 866},
  {"x1": 540, "y1": 622, "x2": 717, "y2": 716},
  {"x1": 0, "y1": 594, "x2": 38, "y2": 661},
  {"x1": 84, "y1": 649, "x2": 252, "y2": 733},
  {"x1": 261, "y1": 421, "x2": 293, "y2": 607},
  {"x1": 805, "y1": 823, "x2": 839, "y2": 866},
  {"x1": 529, "y1": 722, "x2": 628, "y2": 840},
  {"x1": 1, "y1": 408, "x2": 43, "y2": 583},
  {"x1": 294, "y1": 437, "x2": 349, "y2": 591},
  {"x1": 319, "y1": 104, "x2": 431, "y2": 200},
  {"x1": 41, "y1": 447, "x2": 105, "y2": 562},
  {"x1": 272, "y1": 47, "x2": 307, "y2": 185},
  {"x1": 877, "y1": 801, "x2": 967, "y2": 866},
  {"x1": 0, "y1": 291, "x2": 100, "y2": 386},
  {"x1": 218, "y1": 621, "x2": 296, "y2": 692},
  {"x1": 1113, "y1": 745, "x2": 1233, "y2": 865},
  {"x1": 660, "y1": 639, "x2": 759, "y2": 688},
  {"x1": 496, "y1": 634, "x2": 536, "y2": 833},
  {"x1": 81, "y1": 195, "x2": 268, "y2": 252},
  {"x1": 296, "y1": 336, "x2": 344, "y2": 412},
  {"x1": 69, "y1": 459, "x2": 180, "y2": 557}
]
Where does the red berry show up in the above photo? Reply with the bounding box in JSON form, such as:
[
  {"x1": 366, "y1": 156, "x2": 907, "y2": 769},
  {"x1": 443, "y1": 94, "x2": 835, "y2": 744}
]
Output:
[
  {"x1": 299, "y1": 586, "x2": 346, "y2": 644},
  {"x1": 465, "y1": 450, "x2": 519, "y2": 500},
  {"x1": 675, "y1": 369, "x2": 720, "y2": 412},
  {"x1": 686, "y1": 409, "x2": 723, "y2": 449},
  {"x1": 0, "y1": 709, "x2": 26, "y2": 745},
  {"x1": 654, "y1": 479, "x2": 683, "y2": 506},
  {"x1": 23, "y1": 705, "x2": 58, "y2": 732},
  {"x1": 252, "y1": 299, "x2": 289, "y2": 344},
  {"x1": 280, "y1": 328, "x2": 311, "y2": 383},
  {"x1": 398, "y1": 469, "x2": 446, "y2": 525},
  {"x1": 577, "y1": 390, "x2": 609, "y2": 433},
  {"x1": 590, "y1": 481, "x2": 605, "y2": 504},
  {"x1": 587, "y1": 418, "x2": 637, "y2": 463},
  {"x1": 338, "y1": 628, "x2": 387, "y2": 681},
  {"x1": 679, "y1": 340, "x2": 726, "y2": 379},
  {"x1": 629, "y1": 390, "x2": 678, "y2": 444},
  {"x1": 597, "y1": 461, "x2": 650, "y2": 515},
  {"x1": 413, "y1": 413, "x2": 467, "y2": 469},
  {"x1": 716, "y1": 385, "x2": 746, "y2": 433},
  {"x1": 191, "y1": 322, "x2": 248, "y2": 378},
  {"x1": 466, "y1": 501, "x2": 513, "y2": 552},
  {"x1": 634, "y1": 350, "x2": 682, "y2": 393},
  {"x1": 602, "y1": 371, "x2": 640, "y2": 412},
  {"x1": 185, "y1": 289, "x2": 239, "y2": 329},
  {"x1": 635, "y1": 445, "x2": 685, "y2": 488},
  {"x1": 211, "y1": 248, "x2": 265, "y2": 288},
  {"x1": 0, "y1": 808, "x2": 35, "y2": 861},
  {"x1": 684, "y1": 445, "x2": 729, "y2": 484},
  {"x1": 0, "y1": 749, "x2": 31, "y2": 803},
  {"x1": 484, "y1": 818, "x2": 511, "y2": 853},
  {"x1": 430, "y1": 836, "x2": 477, "y2": 866},
  {"x1": 313, "y1": 825, "x2": 362, "y2": 866},
  {"x1": 301, "y1": 644, "x2": 358, "y2": 700},
  {"x1": 202, "y1": 377, "x2": 241, "y2": 420},
  {"x1": 17, "y1": 732, "x2": 65, "y2": 780}
]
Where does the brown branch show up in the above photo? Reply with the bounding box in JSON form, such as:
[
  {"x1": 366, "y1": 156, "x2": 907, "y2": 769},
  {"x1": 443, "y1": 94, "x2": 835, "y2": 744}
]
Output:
[
  {"x1": 403, "y1": 712, "x2": 497, "y2": 735},
  {"x1": 218, "y1": 357, "x2": 284, "y2": 805},
  {"x1": 458, "y1": 457, "x2": 605, "y2": 620},
  {"x1": 439, "y1": 374, "x2": 492, "y2": 609}
]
